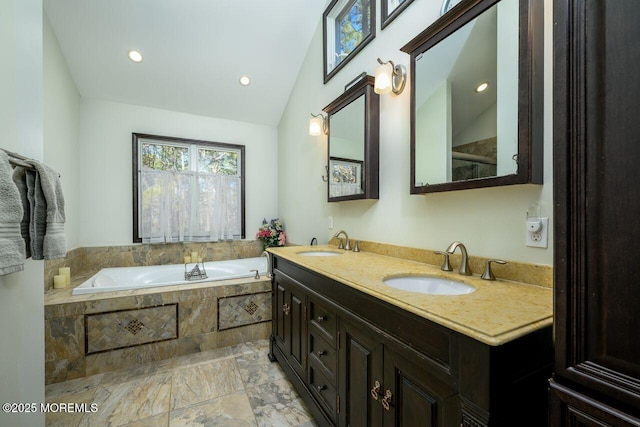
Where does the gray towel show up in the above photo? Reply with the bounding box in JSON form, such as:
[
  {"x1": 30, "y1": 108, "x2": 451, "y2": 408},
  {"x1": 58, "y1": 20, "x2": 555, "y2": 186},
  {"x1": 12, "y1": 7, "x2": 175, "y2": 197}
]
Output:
[
  {"x1": 12, "y1": 167, "x2": 31, "y2": 258},
  {"x1": 25, "y1": 169, "x2": 47, "y2": 259},
  {"x1": 0, "y1": 151, "x2": 26, "y2": 275},
  {"x1": 26, "y1": 160, "x2": 66, "y2": 260}
]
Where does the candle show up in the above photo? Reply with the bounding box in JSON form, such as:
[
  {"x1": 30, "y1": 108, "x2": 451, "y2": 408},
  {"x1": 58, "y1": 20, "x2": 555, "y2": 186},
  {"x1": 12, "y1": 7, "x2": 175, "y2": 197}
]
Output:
[
  {"x1": 184, "y1": 256, "x2": 192, "y2": 264},
  {"x1": 191, "y1": 251, "x2": 198, "y2": 260},
  {"x1": 58, "y1": 267, "x2": 71, "y2": 285},
  {"x1": 53, "y1": 275, "x2": 67, "y2": 289}
]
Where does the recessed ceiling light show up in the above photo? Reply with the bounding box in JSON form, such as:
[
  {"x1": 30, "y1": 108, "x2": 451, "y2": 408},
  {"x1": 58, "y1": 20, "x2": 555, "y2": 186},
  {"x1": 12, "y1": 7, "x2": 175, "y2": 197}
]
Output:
[
  {"x1": 128, "y1": 50, "x2": 143, "y2": 63},
  {"x1": 239, "y1": 76, "x2": 251, "y2": 86},
  {"x1": 475, "y1": 82, "x2": 489, "y2": 93}
]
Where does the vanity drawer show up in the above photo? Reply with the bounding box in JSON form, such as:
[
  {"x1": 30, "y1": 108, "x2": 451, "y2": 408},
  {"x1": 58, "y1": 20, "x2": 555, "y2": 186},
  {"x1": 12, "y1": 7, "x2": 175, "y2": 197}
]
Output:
[
  {"x1": 309, "y1": 364, "x2": 337, "y2": 420},
  {"x1": 308, "y1": 298, "x2": 337, "y2": 346},
  {"x1": 309, "y1": 330, "x2": 336, "y2": 381}
]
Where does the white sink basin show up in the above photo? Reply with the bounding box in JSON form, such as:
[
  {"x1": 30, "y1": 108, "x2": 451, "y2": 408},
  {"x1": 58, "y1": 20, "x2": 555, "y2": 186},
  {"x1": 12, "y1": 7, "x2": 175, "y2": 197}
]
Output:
[
  {"x1": 383, "y1": 275, "x2": 476, "y2": 295},
  {"x1": 297, "y1": 251, "x2": 343, "y2": 257}
]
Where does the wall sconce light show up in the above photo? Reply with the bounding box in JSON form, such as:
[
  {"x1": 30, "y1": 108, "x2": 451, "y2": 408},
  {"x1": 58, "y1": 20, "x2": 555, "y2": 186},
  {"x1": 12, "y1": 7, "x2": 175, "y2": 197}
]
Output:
[
  {"x1": 309, "y1": 113, "x2": 327, "y2": 136},
  {"x1": 374, "y1": 58, "x2": 406, "y2": 95}
]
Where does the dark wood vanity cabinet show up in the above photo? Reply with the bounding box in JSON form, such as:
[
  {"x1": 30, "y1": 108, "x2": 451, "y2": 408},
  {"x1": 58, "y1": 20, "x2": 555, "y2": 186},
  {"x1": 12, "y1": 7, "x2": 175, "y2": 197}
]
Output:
[
  {"x1": 269, "y1": 256, "x2": 552, "y2": 427},
  {"x1": 550, "y1": 1, "x2": 640, "y2": 425}
]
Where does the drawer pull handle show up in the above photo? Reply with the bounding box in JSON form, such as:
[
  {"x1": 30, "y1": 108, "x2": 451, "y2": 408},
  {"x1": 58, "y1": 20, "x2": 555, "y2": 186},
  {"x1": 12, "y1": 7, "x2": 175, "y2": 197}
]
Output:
[
  {"x1": 381, "y1": 390, "x2": 393, "y2": 411},
  {"x1": 316, "y1": 385, "x2": 326, "y2": 392},
  {"x1": 283, "y1": 304, "x2": 290, "y2": 315},
  {"x1": 316, "y1": 350, "x2": 327, "y2": 357},
  {"x1": 316, "y1": 315, "x2": 327, "y2": 322},
  {"x1": 370, "y1": 380, "x2": 381, "y2": 400}
]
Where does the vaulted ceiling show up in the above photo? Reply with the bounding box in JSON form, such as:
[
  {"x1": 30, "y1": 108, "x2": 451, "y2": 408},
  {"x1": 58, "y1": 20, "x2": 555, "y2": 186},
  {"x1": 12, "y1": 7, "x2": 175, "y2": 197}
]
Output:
[{"x1": 44, "y1": 0, "x2": 328, "y2": 126}]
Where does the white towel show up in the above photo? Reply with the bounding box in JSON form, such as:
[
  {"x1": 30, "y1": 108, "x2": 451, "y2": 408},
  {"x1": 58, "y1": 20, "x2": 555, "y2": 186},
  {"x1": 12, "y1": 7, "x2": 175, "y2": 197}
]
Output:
[
  {"x1": 0, "y1": 151, "x2": 26, "y2": 275},
  {"x1": 26, "y1": 160, "x2": 66, "y2": 260}
]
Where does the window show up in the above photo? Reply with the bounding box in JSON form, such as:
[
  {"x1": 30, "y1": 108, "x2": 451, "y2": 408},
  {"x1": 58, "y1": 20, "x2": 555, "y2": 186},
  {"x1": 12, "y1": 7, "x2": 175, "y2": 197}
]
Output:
[
  {"x1": 132, "y1": 133, "x2": 245, "y2": 243},
  {"x1": 323, "y1": 0, "x2": 375, "y2": 82}
]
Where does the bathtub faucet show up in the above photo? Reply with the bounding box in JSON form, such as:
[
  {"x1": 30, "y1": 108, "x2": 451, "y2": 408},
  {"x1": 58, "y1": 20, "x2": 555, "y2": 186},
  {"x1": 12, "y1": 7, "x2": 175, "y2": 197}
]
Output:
[{"x1": 262, "y1": 251, "x2": 273, "y2": 279}]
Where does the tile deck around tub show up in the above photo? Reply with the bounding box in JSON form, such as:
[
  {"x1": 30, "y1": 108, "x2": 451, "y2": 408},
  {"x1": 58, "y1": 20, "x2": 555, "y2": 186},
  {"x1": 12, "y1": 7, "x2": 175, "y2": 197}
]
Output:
[{"x1": 45, "y1": 339, "x2": 318, "y2": 427}]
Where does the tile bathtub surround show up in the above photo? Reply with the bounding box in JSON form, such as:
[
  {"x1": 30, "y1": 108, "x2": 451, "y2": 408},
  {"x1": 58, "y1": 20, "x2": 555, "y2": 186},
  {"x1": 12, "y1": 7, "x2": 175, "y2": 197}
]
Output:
[
  {"x1": 329, "y1": 237, "x2": 553, "y2": 288},
  {"x1": 44, "y1": 240, "x2": 263, "y2": 292},
  {"x1": 45, "y1": 339, "x2": 318, "y2": 427},
  {"x1": 45, "y1": 277, "x2": 271, "y2": 384}
]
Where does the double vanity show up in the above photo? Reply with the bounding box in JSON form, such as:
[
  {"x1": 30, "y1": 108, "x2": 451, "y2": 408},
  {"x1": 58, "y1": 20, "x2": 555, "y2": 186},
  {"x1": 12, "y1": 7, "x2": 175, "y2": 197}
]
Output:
[{"x1": 267, "y1": 244, "x2": 552, "y2": 427}]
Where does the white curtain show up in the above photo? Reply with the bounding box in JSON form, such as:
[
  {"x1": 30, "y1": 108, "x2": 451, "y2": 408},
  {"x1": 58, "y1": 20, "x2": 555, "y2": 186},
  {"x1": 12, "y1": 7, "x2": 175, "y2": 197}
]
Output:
[
  {"x1": 330, "y1": 183, "x2": 363, "y2": 197},
  {"x1": 140, "y1": 170, "x2": 241, "y2": 243}
]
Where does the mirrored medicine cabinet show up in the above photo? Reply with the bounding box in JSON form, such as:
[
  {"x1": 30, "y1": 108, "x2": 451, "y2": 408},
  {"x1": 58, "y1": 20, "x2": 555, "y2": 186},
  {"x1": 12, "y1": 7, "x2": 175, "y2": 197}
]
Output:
[
  {"x1": 401, "y1": 0, "x2": 543, "y2": 193},
  {"x1": 323, "y1": 75, "x2": 379, "y2": 202}
]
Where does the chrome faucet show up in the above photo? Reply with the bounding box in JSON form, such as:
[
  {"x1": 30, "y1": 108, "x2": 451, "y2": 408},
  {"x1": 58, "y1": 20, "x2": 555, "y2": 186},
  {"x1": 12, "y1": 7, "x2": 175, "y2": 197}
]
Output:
[
  {"x1": 446, "y1": 241, "x2": 472, "y2": 276},
  {"x1": 334, "y1": 230, "x2": 351, "y2": 250},
  {"x1": 262, "y1": 251, "x2": 273, "y2": 279}
]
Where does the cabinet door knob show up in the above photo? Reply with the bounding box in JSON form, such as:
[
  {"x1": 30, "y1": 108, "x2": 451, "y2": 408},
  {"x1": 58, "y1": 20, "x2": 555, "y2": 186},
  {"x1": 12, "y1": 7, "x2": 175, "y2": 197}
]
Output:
[
  {"x1": 316, "y1": 315, "x2": 327, "y2": 322},
  {"x1": 282, "y1": 303, "x2": 290, "y2": 315},
  {"x1": 370, "y1": 380, "x2": 381, "y2": 400},
  {"x1": 381, "y1": 390, "x2": 393, "y2": 411},
  {"x1": 316, "y1": 385, "x2": 326, "y2": 392},
  {"x1": 316, "y1": 350, "x2": 327, "y2": 357}
]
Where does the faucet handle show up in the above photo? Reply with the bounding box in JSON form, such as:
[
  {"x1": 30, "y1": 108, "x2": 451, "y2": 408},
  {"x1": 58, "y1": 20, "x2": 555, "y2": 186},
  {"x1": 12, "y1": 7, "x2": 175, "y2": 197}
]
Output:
[
  {"x1": 353, "y1": 240, "x2": 360, "y2": 252},
  {"x1": 434, "y1": 251, "x2": 453, "y2": 272},
  {"x1": 481, "y1": 259, "x2": 507, "y2": 281},
  {"x1": 337, "y1": 238, "x2": 345, "y2": 249}
]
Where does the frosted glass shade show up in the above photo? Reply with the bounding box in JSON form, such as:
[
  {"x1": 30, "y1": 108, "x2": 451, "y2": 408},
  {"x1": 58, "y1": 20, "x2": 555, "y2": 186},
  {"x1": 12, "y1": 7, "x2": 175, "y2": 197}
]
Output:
[
  {"x1": 309, "y1": 115, "x2": 324, "y2": 136},
  {"x1": 374, "y1": 63, "x2": 393, "y2": 94}
]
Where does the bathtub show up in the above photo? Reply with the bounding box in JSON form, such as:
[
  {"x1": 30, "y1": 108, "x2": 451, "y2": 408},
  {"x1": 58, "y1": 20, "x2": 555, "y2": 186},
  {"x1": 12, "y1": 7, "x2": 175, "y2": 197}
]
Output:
[{"x1": 72, "y1": 257, "x2": 268, "y2": 295}]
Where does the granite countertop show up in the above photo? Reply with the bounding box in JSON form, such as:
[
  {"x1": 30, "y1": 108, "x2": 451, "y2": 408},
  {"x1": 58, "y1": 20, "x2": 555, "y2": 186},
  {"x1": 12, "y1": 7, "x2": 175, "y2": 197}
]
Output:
[{"x1": 267, "y1": 245, "x2": 553, "y2": 346}]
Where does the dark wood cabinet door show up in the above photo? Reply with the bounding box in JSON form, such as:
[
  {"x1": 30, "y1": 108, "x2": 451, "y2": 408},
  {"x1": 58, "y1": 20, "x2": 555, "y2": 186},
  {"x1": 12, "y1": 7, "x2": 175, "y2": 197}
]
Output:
[
  {"x1": 273, "y1": 281, "x2": 287, "y2": 354},
  {"x1": 382, "y1": 347, "x2": 458, "y2": 427},
  {"x1": 552, "y1": 0, "x2": 640, "y2": 423},
  {"x1": 272, "y1": 272, "x2": 307, "y2": 380},
  {"x1": 288, "y1": 287, "x2": 306, "y2": 379},
  {"x1": 338, "y1": 319, "x2": 384, "y2": 427}
]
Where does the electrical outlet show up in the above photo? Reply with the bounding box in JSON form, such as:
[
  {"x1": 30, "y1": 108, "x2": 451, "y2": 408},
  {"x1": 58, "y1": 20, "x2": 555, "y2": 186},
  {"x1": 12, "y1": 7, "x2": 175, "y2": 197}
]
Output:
[
  {"x1": 328, "y1": 216, "x2": 334, "y2": 229},
  {"x1": 526, "y1": 217, "x2": 548, "y2": 248}
]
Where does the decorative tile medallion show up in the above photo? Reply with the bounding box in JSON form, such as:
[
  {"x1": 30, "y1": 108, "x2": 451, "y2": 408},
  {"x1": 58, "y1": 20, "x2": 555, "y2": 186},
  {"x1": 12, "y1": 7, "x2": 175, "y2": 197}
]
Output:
[
  {"x1": 85, "y1": 304, "x2": 178, "y2": 354},
  {"x1": 124, "y1": 319, "x2": 145, "y2": 335},
  {"x1": 245, "y1": 302, "x2": 258, "y2": 316}
]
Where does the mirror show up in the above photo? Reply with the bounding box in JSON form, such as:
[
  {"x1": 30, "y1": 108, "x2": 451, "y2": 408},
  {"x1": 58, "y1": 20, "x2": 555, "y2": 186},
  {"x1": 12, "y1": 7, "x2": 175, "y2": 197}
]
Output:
[
  {"x1": 402, "y1": 0, "x2": 543, "y2": 193},
  {"x1": 324, "y1": 75, "x2": 379, "y2": 201}
]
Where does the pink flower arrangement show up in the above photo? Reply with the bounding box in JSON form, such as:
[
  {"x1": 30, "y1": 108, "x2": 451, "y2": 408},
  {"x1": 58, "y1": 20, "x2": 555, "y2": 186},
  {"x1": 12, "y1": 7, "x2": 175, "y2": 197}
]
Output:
[{"x1": 256, "y1": 218, "x2": 286, "y2": 249}]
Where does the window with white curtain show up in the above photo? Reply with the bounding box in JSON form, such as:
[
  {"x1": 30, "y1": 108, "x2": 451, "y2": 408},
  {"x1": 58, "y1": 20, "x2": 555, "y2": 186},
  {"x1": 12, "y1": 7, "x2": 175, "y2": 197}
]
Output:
[{"x1": 132, "y1": 133, "x2": 245, "y2": 243}]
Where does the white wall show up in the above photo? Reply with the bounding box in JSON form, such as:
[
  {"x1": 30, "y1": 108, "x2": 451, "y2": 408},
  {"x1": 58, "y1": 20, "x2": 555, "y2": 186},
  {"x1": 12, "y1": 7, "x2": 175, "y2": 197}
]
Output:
[
  {"x1": 278, "y1": 0, "x2": 554, "y2": 266},
  {"x1": 0, "y1": 0, "x2": 45, "y2": 425},
  {"x1": 43, "y1": 14, "x2": 81, "y2": 250},
  {"x1": 78, "y1": 99, "x2": 279, "y2": 246}
]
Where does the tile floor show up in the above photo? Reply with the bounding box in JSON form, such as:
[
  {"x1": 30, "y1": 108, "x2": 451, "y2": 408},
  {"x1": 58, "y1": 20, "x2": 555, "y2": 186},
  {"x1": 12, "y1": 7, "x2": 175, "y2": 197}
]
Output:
[{"x1": 45, "y1": 339, "x2": 318, "y2": 426}]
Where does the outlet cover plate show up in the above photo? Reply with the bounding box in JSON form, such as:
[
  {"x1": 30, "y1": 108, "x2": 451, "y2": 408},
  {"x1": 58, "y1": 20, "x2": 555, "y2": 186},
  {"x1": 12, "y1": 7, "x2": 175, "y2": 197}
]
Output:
[{"x1": 526, "y1": 217, "x2": 548, "y2": 248}]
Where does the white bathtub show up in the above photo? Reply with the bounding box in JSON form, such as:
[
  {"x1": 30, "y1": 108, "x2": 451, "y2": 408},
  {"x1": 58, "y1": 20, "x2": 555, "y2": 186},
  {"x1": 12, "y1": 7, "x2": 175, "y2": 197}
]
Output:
[{"x1": 72, "y1": 257, "x2": 268, "y2": 295}]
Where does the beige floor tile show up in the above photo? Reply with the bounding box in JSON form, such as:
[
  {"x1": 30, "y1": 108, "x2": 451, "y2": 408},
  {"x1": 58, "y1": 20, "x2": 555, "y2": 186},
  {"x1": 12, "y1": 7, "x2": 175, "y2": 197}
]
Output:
[
  {"x1": 45, "y1": 339, "x2": 315, "y2": 427},
  {"x1": 169, "y1": 392, "x2": 257, "y2": 426},
  {"x1": 172, "y1": 346, "x2": 234, "y2": 368},
  {"x1": 45, "y1": 389, "x2": 97, "y2": 427},
  {"x1": 120, "y1": 412, "x2": 169, "y2": 427},
  {"x1": 171, "y1": 357, "x2": 244, "y2": 410},
  {"x1": 45, "y1": 373, "x2": 104, "y2": 399},
  {"x1": 99, "y1": 358, "x2": 175, "y2": 388},
  {"x1": 78, "y1": 372, "x2": 172, "y2": 427},
  {"x1": 235, "y1": 351, "x2": 286, "y2": 389}
]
